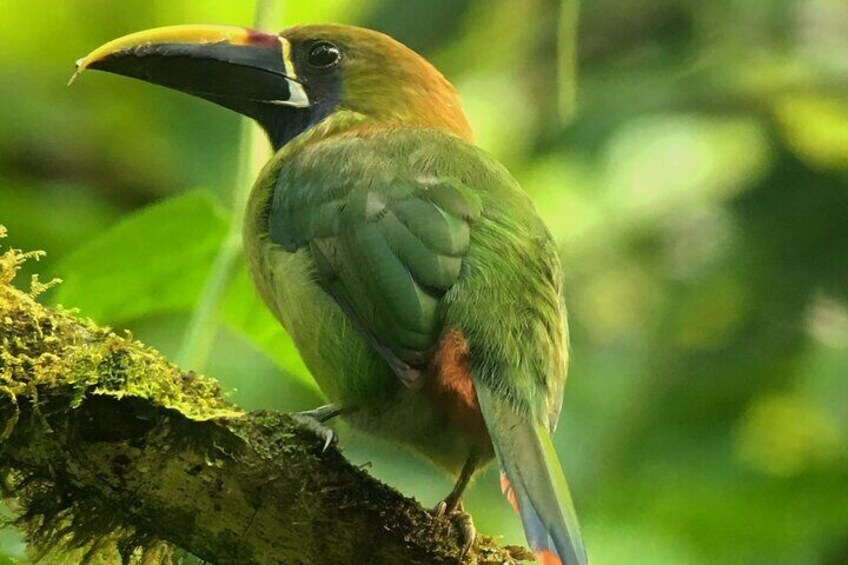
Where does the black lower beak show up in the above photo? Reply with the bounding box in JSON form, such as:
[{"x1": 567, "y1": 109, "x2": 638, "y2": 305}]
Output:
[{"x1": 72, "y1": 25, "x2": 310, "y2": 120}]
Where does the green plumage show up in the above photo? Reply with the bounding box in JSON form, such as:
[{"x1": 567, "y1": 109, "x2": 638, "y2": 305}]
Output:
[
  {"x1": 245, "y1": 111, "x2": 566, "y2": 437},
  {"x1": 81, "y1": 20, "x2": 587, "y2": 564},
  {"x1": 244, "y1": 111, "x2": 585, "y2": 562},
  {"x1": 267, "y1": 122, "x2": 482, "y2": 367}
]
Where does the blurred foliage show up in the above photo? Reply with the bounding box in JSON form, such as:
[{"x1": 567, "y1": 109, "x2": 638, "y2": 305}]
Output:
[
  {"x1": 2, "y1": 0, "x2": 847, "y2": 563},
  {"x1": 54, "y1": 191, "x2": 228, "y2": 323}
]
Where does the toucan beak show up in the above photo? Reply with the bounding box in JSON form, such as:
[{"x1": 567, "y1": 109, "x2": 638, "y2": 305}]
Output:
[{"x1": 70, "y1": 25, "x2": 310, "y2": 113}]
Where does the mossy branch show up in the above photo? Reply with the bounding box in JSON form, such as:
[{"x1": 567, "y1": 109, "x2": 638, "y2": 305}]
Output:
[{"x1": 0, "y1": 237, "x2": 529, "y2": 565}]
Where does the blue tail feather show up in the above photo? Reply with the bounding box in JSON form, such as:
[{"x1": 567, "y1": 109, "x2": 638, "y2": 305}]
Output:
[{"x1": 477, "y1": 385, "x2": 588, "y2": 565}]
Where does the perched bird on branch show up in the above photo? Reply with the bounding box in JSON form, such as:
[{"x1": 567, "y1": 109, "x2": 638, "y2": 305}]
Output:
[{"x1": 75, "y1": 24, "x2": 588, "y2": 564}]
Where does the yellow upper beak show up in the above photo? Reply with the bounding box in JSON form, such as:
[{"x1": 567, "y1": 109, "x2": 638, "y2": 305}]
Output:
[
  {"x1": 71, "y1": 25, "x2": 264, "y2": 84},
  {"x1": 69, "y1": 24, "x2": 308, "y2": 108}
]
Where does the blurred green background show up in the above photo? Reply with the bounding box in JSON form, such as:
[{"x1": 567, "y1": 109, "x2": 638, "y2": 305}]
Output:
[{"x1": 2, "y1": 0, "x2": 848, "y2": 563}]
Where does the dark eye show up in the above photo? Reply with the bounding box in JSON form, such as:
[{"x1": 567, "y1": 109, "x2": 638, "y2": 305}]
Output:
[{"x1": 307, "y1": 41, "x2": 341, "y2": 69}]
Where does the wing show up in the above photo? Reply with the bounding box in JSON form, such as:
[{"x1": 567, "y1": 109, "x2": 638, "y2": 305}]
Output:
[{"x1": 268, "y1": 131, "x2": 482, "y2": 388}]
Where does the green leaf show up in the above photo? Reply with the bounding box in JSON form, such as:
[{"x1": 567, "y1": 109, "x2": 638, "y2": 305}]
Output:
[
  {"x1": 53, "y1": 191, "x2": 228, "y2": 323},
  {"x1": 220, "y1": 263, "x2": 317, "y2": 390}
]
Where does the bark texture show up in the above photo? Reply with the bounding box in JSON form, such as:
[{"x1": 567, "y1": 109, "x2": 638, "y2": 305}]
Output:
[{"x1": 0, "y1": 236, "x2": 531, "y2": 564}]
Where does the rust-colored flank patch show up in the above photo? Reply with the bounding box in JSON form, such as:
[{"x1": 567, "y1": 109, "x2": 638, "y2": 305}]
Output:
[{"x1": 426, "y1": 328, "x2": 488, "y2": 442}]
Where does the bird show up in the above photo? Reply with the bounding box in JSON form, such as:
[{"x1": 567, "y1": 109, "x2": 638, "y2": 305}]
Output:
[{"x1": 74, "y1": 24, "x2": 588, "y2": 565}]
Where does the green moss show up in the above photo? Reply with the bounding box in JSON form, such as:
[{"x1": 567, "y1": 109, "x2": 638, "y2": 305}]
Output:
[
  {"x1": 0, "y1": 232, "x2": 240, "y2": 423},
  {"x1": 0, "y1": 230, "x2": 241, "y2": 563}
]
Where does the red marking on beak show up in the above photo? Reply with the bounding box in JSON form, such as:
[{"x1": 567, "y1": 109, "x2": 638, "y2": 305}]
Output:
[{"x1": 244, "y1": 27, "x2": 281, "y2": 47}]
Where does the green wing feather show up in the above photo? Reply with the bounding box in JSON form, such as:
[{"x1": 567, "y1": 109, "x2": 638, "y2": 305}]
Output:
[{"x1": 268, "y1": 132, "x2": 481, "y2": 380}]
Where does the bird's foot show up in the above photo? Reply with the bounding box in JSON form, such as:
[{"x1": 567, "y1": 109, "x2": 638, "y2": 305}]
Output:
[
  {"x1": 291, "y1": 407, "x2": 339, "y2": 452},
  {"x1": 433, "y1": 499, "x2": 476, "y2": 561}
]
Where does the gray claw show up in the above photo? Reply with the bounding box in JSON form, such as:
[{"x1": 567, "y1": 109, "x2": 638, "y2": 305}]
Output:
[
  {"x1": 322, "y1": 430, "x2": 335, "y2": 453},
  {"x1": 291, "y1": 412, "x2": 337, "y2": 453},
  {"x1": 431, "y1": 500, "x2": 476, "y2": 562},
  {"x1": 456, "y1": 512, "x2": 476, "y2": 560}
]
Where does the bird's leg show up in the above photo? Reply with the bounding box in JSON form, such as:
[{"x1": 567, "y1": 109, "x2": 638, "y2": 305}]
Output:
[
  {"x1": 437, "y1": 452, "x2": 477, "y2": 514},
  {"x1": 291, "y1": 404, "x2": 348, "y2": 452},
  {"x1": 295, "y1": 404, "x2": 344, "y2": 422},
  {"x1": 433, "y1": 451, "x2": 479, "y2": 560}
]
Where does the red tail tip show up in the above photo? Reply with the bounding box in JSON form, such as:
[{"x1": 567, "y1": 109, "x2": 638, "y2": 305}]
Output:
[{"x1": 535, "y1": 549, "x2": 563, "y2": 565}]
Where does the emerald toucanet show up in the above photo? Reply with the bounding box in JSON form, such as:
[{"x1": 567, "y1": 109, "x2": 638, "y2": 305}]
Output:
[{"x1": 75, "y1": 24, "x2": 588, "y2": 564}]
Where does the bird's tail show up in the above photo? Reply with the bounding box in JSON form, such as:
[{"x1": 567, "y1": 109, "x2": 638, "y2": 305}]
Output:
[{"x1": 476, "y1": 384, "x2": 587, "y2": 565}]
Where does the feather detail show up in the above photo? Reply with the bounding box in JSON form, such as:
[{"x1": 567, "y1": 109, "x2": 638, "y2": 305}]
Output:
[{"x1": 477, "y1": 384, "x2": 587, "y2": 565}]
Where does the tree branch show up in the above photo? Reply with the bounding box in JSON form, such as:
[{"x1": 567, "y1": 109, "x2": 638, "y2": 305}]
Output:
[{"x1": 0, "y1": 243, "x2": 529, "y2": 564}]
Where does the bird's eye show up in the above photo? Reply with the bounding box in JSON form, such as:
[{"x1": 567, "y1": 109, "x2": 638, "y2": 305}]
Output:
[{"x1": 307, "y1": 41, "x2": 341, "y2": 69}]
